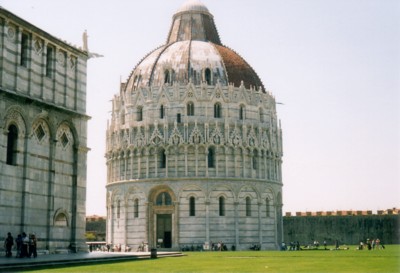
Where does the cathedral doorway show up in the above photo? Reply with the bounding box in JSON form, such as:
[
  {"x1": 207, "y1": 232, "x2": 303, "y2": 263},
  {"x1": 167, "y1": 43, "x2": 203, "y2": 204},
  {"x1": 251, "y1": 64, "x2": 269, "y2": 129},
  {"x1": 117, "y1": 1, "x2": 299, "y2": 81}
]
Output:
[{"x1": 157, "y1": 214, "x2": 172, "y2": 248}]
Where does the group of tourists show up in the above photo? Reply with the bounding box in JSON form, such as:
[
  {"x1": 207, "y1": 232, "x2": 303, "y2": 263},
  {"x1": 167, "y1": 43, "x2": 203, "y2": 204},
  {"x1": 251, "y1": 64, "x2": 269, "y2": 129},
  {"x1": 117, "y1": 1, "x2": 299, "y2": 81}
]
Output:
[
  {"x1": 358, "y1": 238, "x2": 385, "y2": 250},
  {"x1": 3, "y1": 232, "x2": 37, "y2": 258}
]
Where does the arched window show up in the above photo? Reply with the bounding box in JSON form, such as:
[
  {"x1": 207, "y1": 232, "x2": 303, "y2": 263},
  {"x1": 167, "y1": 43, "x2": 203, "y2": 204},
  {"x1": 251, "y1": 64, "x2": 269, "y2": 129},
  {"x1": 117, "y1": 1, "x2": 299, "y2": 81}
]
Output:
[
  {"x1": 134, "y1": 199, "x2": 139, "y2": 218},
  {"x1": 189, "y1": 196, "x2": 196, "y2": 216},
  {"x1": 117, "y1": 200, "x2": 121, "y2": 219},
  {"x1": 177, "y1": 113, "x2": 181, "y2": 123},
  {"x1": 239, "y1": 105, "x2": 245, "y2": 120},
  {"x1": 160, "y1": 149, "x2": 166, "y2": 169},
  {"x1": 137, "y1": 106, "x2": 143, "y2": 121},
  {"x1": 156, "y1": 192, "x2": 172, "y2": 206},
  {"x1": 208, "y1": 147, "x2": 215, "y2": 168},
  {"x1": 204, "y1": 68, "x2": 211, "y2": 85},
  {"x1": 55, "y1": 213, "x2": 68, "y2": 227},
  {"x1": 246, "y1": 197, "x2": 251, "y2": 217},
  {"x1": 160, "y1": 105, "x2": 165, "y2": 119},
  {"x1": 164, "y1": 70, "x2": 170, "y2": 84},
  {"x1": 266, "y1": 198, "x2": 270, "y2": 217},
  {"x1": 214, "y1": 103, "x2": 221, "y2": 118},
  {"x1": 219, "y1": 196, "x2": 225, "y2": 216},
  {"x1": 6, "y1": 125, "x2": 18, "y2": 166},
  {"x1": 187, "y1": 102, "x2": 194, "y2": 116}
]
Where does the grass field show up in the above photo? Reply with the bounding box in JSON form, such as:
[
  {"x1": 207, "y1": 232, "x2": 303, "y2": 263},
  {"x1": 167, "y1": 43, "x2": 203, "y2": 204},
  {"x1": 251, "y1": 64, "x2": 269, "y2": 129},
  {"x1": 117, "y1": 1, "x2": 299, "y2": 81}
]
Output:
[{"x1": 30, "y1": 245, "x2": 400, "y2": 273}]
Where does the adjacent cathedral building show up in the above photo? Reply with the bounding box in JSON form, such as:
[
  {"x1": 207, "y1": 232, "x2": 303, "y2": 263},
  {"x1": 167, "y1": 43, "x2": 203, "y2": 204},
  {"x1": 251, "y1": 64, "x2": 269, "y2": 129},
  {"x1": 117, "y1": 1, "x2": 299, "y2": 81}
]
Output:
[
  {"x1": 0, "y1": 8, "x2": 89, "y2": 251},
  {"x1": 106, "y1": 0, "x2": 283, "y2": 250}
]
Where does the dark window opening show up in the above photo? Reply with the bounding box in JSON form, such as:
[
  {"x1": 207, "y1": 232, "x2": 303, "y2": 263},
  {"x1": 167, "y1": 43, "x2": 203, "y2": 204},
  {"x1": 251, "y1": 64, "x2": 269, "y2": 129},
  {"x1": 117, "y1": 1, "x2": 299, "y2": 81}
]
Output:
[
  {"x1": 160, "y1": 105, "x2": 165, "y2": 119},
  {"x1": 214, "y1": 103, "x2": 221, "y2": 118},
  {"x1": 239, "y1": 105, "x2": 245, "y2": 120},
  {"x1": 20, "y1": 33, "x2": 29, "y2": 67},
  {"x1": 6, "y1": 125, "x2": 18, "y2": 165},
  {"x1": 164, "y1": 70, "x2": 170, "y2": 84},
  {"x1": 160, "y1": 149, "x2": 166, "y2": 169},
  {"x1": 189, "y1": 196, "x2": 196, "y2": 216},
  {"x1": 137, "y1": 106, "x2": 143, "y2": 121},
  {"x1": 46, "y1": 46, "x2": 53, "y2": 77},
  {"x1": 219, "y1": 196, "x2": 225, "y2": 216},
  {"x1": 205, "y1": 68, "x2": 211, "y2": 85},
  {"x1": 208, "y1": 147, "x2": 215, "y2": 168},
  {"x1": 134, "y1": 199, "x2": 139, "y2": 218},
  {"x1": 177, "y1": 113, "x2": 181, "y2": 123},
  {"x1": 246, "y1": 197, "x2": 251, "y2": 217},
  {"x1": 117, "y1": 200, "x2": 121, "y2": 219}
]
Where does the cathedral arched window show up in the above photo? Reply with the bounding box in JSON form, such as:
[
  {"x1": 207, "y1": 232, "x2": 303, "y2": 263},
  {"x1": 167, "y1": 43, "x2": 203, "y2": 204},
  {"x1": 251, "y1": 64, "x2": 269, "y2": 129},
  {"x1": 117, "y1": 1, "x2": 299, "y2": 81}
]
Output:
[
  {"x1": 117, "y1": 200, "x2": 121, "y2": 219},
  {"x1": 266, "y1": 198, "x2": 270, "y2": 217},
  {"x1": 134, "y1": 199, "x2": 139, "y2": 218},
  {"x1": 214, "y1": 103, "x2": 221, "y2": 118},
  {"x1": 259, "y1": 108, "x2": 264, "y2": 122},
  {"x1": 187, "y1": 102, "x2": 194, "y2": 116},
  {"x1": 137, "y1": 106, "x2": 143, "y2": 121},
  {"x1": 160, "y1": 149, "x2": 166, "y2": 169},
  {"x1": 208, "y1": 147, "x2": 215, "y2": 168},
  {"x1": 160, "y1": 105, "x2": 165, "y2": 119},
  {"x1": 239, "y1": 105, "x2": 245, "y2": 120},
  {"x1": 246, "y1": 197, "x2": 251, "y2": 217},
  {"x1": 204, "y1": 68, "x2": 212, "y2": 85},
  {"x1": 219, "y1": 196, "x2": 225, "y2": 216},
  {"x1": 156, "y1": 192, "x2": 172, "y2": 206},
  {"x1": 54, "y1": 213, "x2": 68, "y2": 227},
  {"x1": 6, "y1": 124, "x2": 18, "y2": 166},
  {"x1": 189, "y1": 196, "x2": 196, "y2": 216}
]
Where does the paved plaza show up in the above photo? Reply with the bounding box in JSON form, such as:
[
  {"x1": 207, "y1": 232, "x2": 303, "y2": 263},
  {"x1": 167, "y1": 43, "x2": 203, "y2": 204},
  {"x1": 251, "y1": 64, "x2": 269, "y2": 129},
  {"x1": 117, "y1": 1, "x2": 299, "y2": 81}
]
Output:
[{"x1": 0, "y1": 251, "x2": 183, "y2": 272}]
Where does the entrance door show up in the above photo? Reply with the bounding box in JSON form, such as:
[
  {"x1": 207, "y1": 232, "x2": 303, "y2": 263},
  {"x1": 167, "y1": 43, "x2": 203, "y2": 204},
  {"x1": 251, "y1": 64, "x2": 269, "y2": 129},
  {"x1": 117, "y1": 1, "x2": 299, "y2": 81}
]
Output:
[{"x1": 156, "y1": 214, "x2": 172, "y2": 248}]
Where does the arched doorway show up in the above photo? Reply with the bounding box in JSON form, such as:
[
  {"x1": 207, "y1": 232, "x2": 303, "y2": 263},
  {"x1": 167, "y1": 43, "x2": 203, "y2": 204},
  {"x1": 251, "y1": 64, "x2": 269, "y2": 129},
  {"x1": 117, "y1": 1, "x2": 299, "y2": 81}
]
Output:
[{"x1": 148, "y1": 186, "x2": 178, "y2": 249}]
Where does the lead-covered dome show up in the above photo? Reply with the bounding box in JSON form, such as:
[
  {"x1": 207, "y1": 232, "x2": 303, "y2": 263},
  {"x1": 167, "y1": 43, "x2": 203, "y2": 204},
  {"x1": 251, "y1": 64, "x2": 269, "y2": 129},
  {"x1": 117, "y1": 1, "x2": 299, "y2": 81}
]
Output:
[{"x1": 124, "y1": 0, "x2": 264, "y2": 91}]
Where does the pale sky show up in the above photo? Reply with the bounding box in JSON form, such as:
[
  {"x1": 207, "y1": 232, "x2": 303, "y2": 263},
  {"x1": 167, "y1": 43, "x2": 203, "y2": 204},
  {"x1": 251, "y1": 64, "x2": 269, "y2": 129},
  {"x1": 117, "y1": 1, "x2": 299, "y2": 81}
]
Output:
[{"x1": 2, "y1": 0, "x2": 399, "y2": 216}]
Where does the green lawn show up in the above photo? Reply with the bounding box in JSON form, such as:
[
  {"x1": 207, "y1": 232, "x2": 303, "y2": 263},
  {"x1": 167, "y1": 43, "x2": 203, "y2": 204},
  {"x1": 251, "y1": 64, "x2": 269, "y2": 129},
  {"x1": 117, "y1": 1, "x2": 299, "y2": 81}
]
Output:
[{"x1": 30, "y1": 245, "x2": 400, "y2": 273}]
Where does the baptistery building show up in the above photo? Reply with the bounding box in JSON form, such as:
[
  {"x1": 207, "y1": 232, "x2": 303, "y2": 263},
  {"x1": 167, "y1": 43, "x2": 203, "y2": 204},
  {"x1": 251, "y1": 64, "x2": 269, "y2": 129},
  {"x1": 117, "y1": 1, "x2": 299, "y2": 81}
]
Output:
[{"x1": 106, "y1": 0, "x2": 283, "y2": 250}]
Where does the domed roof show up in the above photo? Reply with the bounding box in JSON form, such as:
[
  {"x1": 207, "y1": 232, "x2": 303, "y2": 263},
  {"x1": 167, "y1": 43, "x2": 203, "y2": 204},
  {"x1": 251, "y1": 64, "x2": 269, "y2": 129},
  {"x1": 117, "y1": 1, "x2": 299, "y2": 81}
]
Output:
[
  {"x1": 125, "y1": 1, "x2": 264, "y2": 92},
  {"x1": 176, "y1": 0, "x2": 209, "y2": 14}
]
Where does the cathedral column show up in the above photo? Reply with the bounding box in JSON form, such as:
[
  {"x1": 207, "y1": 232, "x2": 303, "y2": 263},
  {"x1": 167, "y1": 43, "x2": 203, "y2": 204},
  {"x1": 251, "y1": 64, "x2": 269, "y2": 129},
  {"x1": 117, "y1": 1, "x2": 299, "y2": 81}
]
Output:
[
  {"x1": 165, "y1": 150, "x2": 169, "y2": 177},
  {"x1": 173, "y1": 201, "x2": 180, "y2": 248},
  {"x1": 205, "y1": 200, "x2": 210, "y2": 243},
  {"x1": 184, "y1": 146, "x2": 188, "y2": 176},
  {"x1": 145, "y1": 149, "x2": 149, "y2": 178},
  {"x1": 205, "y1": 148, "x2": 209, "y2": 177},
  {"x1": 195, "y1": 146, "x2": 198, "y2": 176},
  {"x1": 124, "y1": 202, "x2": 128, "y2": 248},
  {"x1": 137, "y1": 150, "x2": 141, "y2": 179},
  {"x1": 258, "y1": 201, "x2": 262, "y2": 246}
]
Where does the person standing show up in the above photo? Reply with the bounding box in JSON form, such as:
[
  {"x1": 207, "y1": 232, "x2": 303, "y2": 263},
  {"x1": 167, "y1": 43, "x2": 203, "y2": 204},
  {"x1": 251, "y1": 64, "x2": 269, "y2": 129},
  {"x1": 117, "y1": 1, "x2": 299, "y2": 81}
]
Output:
[
  {"x1": 28, "y1": 234, "x2": 37, "y2": 258},
  {"x1": 4, "y1": 232, "x2": 14, "y2": 257},
  {"x1": 20, "y1": 232, "x2": 29, "y2": 258}
]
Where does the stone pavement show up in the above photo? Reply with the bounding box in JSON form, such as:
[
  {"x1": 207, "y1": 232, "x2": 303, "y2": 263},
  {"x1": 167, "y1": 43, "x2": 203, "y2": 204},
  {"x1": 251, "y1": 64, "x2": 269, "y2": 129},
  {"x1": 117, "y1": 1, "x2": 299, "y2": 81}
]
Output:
[{"x1": 0, "y1": 251, "x2": 183, "y2": 272}]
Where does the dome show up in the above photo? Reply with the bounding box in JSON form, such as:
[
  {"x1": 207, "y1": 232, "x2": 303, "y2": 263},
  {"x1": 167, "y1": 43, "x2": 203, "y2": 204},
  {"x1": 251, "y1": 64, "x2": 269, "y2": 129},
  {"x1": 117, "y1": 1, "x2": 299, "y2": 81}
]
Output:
[
  {"x1": 125, "y1": 0, "x2": 264, "y2": 91},
  {"x1": 175, "y1": 0, "x2": 209, "y2": 14}
]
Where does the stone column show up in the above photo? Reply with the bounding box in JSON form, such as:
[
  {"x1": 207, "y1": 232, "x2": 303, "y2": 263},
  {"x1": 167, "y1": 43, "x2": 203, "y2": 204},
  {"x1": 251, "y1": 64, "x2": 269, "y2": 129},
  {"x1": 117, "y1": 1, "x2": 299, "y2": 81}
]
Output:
[
  {"x1": 258, "y1": 201, "x2": 262, "y2": 246},
  {"x1": 234, "y1": 201, "x2": 239, "y2": 249},
  {"x1": 205, "y1": 200, "x2": 210, "y2": 243}
]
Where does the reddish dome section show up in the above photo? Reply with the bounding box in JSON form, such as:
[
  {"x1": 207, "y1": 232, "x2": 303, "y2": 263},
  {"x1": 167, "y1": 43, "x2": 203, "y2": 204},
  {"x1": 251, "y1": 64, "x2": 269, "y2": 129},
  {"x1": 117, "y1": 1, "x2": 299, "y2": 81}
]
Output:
[{"x1": 125, "y1": 0, "x2": 265, "y2": 92}]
